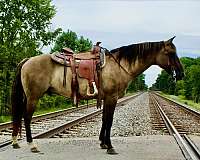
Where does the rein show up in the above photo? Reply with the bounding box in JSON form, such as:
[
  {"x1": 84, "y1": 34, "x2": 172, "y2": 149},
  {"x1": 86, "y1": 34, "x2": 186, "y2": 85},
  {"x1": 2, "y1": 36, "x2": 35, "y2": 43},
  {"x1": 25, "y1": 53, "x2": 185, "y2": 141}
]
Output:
[{"x1": 109, "y1": 53, "x2": 133, "y2": 77}]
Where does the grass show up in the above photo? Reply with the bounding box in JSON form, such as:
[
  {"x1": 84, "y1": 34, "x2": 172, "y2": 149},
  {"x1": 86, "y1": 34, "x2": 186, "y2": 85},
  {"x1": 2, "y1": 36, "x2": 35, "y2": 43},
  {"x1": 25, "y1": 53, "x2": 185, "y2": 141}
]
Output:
[
  {"x1": 0, "y1": 116, "x2": 11, "y2": 123},
  {"x1": 33, "y1": 106, "x2": 71, "y2": 116},
  {"x1": 160, "y1": 92, "x2": 200, "y2": 112}
]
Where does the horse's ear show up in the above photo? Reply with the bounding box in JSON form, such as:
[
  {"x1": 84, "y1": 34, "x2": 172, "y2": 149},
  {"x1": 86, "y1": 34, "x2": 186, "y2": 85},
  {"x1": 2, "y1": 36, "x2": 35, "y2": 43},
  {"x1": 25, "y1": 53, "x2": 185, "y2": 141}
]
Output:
[{"x1": 166, "y1": 36, "x2": 176, "y2": 43}]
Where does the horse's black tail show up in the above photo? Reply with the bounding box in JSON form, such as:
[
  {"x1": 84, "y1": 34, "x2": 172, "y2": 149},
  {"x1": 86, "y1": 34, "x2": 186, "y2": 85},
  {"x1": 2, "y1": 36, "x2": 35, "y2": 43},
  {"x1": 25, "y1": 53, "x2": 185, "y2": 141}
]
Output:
[{"x1": 11, "y1": 58, "x2": 29, "y2": 136}]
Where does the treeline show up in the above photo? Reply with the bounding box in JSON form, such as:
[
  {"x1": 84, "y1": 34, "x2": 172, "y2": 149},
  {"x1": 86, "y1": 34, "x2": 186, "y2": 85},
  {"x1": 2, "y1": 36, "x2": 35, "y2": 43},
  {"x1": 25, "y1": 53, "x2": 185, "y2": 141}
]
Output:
[
  {"x1": 151, "y1": 57, "x2": 200, "y2": 103},
  {"x1": 0, "y1": 0, "x2": 60, "y2": 118},
  {"x1": 127, "y1": 74, "x2": 148, "y2": 93}
]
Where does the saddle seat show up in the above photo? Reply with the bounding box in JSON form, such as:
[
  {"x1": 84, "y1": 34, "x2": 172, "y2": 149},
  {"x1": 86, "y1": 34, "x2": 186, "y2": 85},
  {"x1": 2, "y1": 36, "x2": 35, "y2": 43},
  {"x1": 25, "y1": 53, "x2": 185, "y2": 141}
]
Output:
[
  {"x1": 51, "y1": 48, "x2": 101, "y2": 66},
  {"x1": 75, "y1": 52, "x2": 99, "y2": 60}
]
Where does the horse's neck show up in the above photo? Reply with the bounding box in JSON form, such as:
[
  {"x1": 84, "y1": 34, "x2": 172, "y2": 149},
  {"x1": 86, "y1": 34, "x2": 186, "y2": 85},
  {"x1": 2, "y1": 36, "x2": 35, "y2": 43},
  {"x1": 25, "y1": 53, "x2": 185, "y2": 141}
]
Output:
[
  {"x1": 103, "y1": 55, "x2": 152, "y2": 95},
  {"x1": 112, "y1": 56, "x2": 154, "y2": 92}
]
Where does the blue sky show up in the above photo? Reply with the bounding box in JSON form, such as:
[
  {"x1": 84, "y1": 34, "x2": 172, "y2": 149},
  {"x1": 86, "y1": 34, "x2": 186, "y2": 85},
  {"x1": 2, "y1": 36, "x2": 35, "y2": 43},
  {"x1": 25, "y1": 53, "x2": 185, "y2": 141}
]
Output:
[{"x1": 47, "y1": 0, "x2": 200, "y2": 86}]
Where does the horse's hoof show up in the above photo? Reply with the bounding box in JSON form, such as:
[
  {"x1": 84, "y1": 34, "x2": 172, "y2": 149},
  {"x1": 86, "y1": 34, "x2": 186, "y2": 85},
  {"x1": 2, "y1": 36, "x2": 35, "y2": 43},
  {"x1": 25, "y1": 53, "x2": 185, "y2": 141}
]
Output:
[
  {"x1": 31, "y1": 147, "x2": 40, "y2": 153},
  {"x1": 12, "y1": 143, "x2": 20, "y2": 149},
  {"x1": 107, "y1": 148, "x2": 118, "y2": 155},
  {"x1": 100, "y1": 144, "x2": 108, "y2": 149}
]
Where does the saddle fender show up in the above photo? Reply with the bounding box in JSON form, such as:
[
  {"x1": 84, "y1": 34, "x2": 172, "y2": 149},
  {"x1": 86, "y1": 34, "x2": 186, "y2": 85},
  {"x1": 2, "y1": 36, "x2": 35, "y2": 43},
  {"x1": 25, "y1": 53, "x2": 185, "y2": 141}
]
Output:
[{"x1": 78, "y1": 59, "x2": 99, "y2": 97}]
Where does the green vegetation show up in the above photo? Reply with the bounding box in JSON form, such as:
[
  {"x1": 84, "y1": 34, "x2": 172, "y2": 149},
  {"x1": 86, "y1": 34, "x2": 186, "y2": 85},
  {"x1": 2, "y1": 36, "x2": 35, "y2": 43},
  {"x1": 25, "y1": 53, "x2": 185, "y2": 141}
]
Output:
[
  {"x1": 0, "y1": 0, "x2": 61, "y2": 118},
  {"x1": 152, "y1": 57, "x2": 200, "y2": 106},
  {"x1": 160, "y1": 92, "x2": 200, "y2": 112},
  {"x1": 51, "y1": 30, "x2": 92, "y2": 53},
  {"x1": 127, "y1": 74, "x2": 148, "y2": 93}
]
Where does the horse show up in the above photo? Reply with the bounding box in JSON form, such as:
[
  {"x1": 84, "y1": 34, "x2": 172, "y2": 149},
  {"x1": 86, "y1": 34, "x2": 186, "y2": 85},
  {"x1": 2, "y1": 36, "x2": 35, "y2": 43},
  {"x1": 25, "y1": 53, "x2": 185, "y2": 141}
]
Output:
[{"x1": 11, "y1": 36, "x2": 184, "y2": 154}]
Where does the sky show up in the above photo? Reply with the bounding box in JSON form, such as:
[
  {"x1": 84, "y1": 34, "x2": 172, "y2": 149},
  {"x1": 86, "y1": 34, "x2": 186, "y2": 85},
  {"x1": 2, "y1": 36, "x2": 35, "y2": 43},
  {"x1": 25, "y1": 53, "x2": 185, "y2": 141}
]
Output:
[{"x1": 48, "y1": 0, "x2": 200, "y2": 87}]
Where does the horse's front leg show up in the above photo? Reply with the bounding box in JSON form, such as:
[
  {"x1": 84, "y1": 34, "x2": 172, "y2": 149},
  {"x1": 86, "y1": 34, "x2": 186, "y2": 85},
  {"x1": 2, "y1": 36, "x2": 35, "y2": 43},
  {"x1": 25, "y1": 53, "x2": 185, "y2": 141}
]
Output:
[
  {"x1": 99, "y1": 105, "x2": 108, "y2": 149},
  {"x1": 102, "y1": 97, "x2": 118, "y2": 154}
]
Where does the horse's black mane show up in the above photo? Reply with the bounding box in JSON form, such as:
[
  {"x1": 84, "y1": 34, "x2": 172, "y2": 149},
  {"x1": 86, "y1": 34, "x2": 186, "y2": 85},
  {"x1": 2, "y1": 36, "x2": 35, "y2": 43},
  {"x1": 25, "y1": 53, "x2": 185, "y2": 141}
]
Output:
[{"x1": 110, "y1": 41, "x2": 164, "y2": 64}]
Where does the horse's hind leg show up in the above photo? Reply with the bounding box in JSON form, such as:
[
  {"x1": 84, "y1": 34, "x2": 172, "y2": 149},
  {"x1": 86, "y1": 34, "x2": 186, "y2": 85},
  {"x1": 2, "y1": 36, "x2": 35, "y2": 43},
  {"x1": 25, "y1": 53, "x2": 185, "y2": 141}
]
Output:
[
  {"x1": 24, "y1": 97, "x2": 40, "y2": 153},
  {"x1": 12, "y1": 120, "x2": 22, "y2": 148}
]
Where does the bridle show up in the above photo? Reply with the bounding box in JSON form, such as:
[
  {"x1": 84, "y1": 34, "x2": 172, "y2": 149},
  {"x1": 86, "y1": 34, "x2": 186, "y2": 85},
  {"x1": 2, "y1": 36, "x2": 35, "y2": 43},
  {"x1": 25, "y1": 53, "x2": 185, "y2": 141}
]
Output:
[{"x1": 163, "y1": 43, "x2": 177, "y2": 79}]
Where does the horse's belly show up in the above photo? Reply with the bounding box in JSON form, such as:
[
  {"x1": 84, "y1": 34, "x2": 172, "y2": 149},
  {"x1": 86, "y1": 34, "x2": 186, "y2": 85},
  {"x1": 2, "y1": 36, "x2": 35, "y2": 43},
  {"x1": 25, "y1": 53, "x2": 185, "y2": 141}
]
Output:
[{"x1": 50, "y1": 65, "x2": 72, "y2": 98}]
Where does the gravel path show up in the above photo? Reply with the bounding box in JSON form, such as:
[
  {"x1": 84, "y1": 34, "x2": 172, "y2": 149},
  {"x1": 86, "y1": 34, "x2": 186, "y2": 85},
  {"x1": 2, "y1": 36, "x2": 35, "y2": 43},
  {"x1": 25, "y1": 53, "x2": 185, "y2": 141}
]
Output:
[{"x1": 57, "y1": 92, "x2": 162, "y2": 138}]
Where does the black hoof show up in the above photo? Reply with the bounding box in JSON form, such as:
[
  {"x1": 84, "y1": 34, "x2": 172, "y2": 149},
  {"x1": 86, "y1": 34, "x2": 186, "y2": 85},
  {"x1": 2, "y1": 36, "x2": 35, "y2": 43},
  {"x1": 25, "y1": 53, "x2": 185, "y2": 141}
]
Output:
[
  {"x1": 12, "y1": 143, "x2": 20, "y2": 149},
  {"x1": 31, "y1": 147, "x2": 40, "y2": 153},
  {"x1": 107, "y1": 148, "x2": 118, "y2": 155},
  {"x1": 100, "y1": 144, "x2": 108, "y2": 149}
]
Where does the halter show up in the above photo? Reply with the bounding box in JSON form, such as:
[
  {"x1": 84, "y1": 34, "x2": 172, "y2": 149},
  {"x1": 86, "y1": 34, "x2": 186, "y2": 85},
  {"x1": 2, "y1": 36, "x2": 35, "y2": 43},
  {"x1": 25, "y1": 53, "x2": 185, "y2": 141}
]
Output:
[{"x1": 163, "y1": 43, "x2": 177, "y2": 78}]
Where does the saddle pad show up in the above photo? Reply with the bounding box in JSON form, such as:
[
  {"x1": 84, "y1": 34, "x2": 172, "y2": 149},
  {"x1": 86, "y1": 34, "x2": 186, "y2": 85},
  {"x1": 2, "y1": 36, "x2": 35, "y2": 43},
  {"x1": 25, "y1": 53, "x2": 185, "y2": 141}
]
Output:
[{"x1": 78, "y1": 60, "x2": 96, "y2": 83}]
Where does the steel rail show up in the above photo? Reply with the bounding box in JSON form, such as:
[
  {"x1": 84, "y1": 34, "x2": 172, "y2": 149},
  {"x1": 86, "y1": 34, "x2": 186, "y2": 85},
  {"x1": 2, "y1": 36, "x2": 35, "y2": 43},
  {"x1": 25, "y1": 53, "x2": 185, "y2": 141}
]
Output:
[
  {"x1": 153, "y1": 92, "x2": 200, "y2": 118},
  {"x1": 0, "y1": 103, "x2": 95, "y2": 131},
  {"x1": 33, "y1": 92, "x2": 143, "y2": 139},
  {"x1": 150, "y1": 94, "x2": 200, "y2": 160},
  {"x1": 33, "y1": 109, "x2": 102, "y2": 138}
]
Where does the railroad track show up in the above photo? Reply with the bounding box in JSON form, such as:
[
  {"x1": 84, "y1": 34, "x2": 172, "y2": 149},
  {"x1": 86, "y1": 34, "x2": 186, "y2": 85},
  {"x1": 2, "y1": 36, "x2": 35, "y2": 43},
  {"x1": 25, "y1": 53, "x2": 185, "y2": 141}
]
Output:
[
  {"x1": 0, "y1": 93, "x2": 142, "y2": 149},
  {"x1": 149, "y1": 92, "x2": 200, "y2": 160},
  {"x1": 0, "y1": 102, "x2": 96, "y2": 148}
]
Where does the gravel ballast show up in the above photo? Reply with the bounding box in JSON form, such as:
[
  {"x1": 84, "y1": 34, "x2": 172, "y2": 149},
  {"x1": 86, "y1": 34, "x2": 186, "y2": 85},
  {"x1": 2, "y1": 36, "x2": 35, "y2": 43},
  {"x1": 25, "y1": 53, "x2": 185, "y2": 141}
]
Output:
[{"x1": 58, "y1": 92, "x2": 163, "y2": 138}]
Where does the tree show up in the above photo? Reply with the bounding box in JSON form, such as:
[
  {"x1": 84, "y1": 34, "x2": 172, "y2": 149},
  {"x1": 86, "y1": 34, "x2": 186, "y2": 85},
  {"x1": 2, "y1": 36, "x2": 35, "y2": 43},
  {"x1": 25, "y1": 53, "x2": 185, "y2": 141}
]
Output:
[
  {"x1": 127, "y1": 74, "x2": 148, "y2": 93},
  {"x1": 187, "y1": 65, "x2": 200, "y2": 102},
  {"x1": 151, "y1": 70, "x2": 175, "y2": 94},
  {"x1": 0, "y1": 0, "x2": 61, "y2": 116},
  {"x1": 51, "y1": 30, "x2": 92, "y2": 53},
  {"x1": 152, "y1": 56, "x2": 200, "y2": 103}
]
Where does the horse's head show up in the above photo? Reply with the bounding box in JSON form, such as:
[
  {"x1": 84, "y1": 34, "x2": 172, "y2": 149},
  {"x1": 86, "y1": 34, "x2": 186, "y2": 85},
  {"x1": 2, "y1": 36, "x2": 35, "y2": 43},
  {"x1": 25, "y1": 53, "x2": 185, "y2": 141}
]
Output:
[{"x1": 156, "y1": 36, "x2": 184, "y2": 81}]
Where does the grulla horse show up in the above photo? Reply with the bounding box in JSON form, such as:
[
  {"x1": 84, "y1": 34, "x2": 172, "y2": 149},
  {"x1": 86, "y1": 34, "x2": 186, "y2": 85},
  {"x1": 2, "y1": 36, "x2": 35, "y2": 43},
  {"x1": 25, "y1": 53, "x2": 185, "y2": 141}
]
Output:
[{"x1": 11, "y1": 37, "x2": 184, "y2": 154}]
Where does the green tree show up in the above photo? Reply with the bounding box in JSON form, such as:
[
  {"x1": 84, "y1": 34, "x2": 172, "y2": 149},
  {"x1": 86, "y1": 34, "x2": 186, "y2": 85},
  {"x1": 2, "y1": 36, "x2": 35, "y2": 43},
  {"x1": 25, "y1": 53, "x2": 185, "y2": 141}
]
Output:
[
  {"x1": 152, "y1": 56, "x2": 200, "y2": 103},
  {"x1": 127, "y1": 74, "x2": 148, "y2": 93},
  {"x1": 51, "y1": 30, "x2": 92, "y2": 53},
  {"x1": 187, "y1": 65, "x2": 200, "y2": 102},
  {"x1": 175, "y1": 80, "x2": 184, "y2": 96},
  {"x1": 151, "y1": 70, "x2": 175, "y2": 94},
  {"x1": 0, "y1": 0, "x2": 61, "y2": 117}
]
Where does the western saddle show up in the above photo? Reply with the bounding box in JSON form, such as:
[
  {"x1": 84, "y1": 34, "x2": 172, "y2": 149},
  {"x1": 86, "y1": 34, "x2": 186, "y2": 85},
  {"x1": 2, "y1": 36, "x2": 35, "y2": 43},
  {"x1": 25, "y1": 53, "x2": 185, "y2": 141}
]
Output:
[{"x1": 51, "y1": 42, "x2": 106, "y2": 108}]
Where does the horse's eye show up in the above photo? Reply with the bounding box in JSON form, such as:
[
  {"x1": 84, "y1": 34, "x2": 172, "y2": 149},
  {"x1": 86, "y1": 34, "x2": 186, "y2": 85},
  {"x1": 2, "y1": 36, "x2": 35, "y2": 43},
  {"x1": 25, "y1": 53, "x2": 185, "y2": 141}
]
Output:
[{"x1": 166, "y1": 43, "x2": 171, "y2": 47}]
